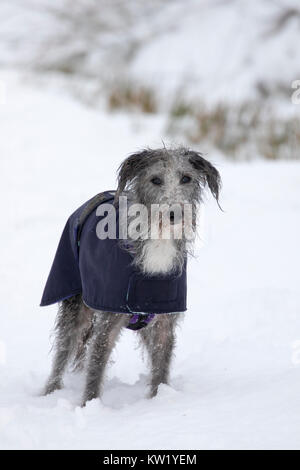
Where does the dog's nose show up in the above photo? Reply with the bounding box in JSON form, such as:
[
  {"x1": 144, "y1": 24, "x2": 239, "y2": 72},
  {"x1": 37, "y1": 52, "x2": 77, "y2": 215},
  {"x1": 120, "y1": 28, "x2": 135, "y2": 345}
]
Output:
[{"x1": 169, "y1": 212, "x2": 175, "y2": 224}]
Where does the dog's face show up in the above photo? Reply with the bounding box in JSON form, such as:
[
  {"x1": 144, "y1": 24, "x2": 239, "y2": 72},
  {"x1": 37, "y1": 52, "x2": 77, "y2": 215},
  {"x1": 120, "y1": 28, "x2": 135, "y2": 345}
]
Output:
[{"x1": 115, "y1": 147, "x2": 221, "y2": 240}]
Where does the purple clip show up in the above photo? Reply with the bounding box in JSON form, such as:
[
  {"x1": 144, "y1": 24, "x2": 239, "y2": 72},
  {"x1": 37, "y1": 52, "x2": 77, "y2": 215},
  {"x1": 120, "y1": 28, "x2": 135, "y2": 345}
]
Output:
[
  {"x1": 144, "y1": 313, "x2": 155, "y2": 324},
  {"x1": 129, "y1": 314, "x2": 140, "y2": 324}
]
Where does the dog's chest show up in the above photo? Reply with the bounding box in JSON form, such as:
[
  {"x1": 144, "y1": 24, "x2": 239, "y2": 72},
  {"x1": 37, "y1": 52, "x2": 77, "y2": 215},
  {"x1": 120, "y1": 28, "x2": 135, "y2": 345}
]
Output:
[{"x1": 140, "y1": 239, "x2": 178, "y2": 275}]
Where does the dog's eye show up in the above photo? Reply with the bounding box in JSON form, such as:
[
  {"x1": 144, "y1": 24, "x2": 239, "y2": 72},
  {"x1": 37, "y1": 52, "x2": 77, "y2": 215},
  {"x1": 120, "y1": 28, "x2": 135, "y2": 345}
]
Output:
[
  {"x1": 180, "y1": 175, "x2": 191, "y2": 184},
  {"x1": 151, "y1": 177, "x2": 162, "y2": 185}
]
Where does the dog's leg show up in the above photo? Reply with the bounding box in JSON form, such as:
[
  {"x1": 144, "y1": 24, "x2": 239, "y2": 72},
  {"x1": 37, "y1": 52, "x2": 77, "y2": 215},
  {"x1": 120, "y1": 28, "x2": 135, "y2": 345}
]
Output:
[
  {"x1": 44, "y1": 294, "x2": 84, "y2": 395},
  {"x1": 72, "y1": 303, "x2": 94, "y2": 371},
  {"x1": 140, "y1": 313, "x2": 179, "y2": 397},
  {"x1": 81, "y1": 312, "x2": 127, "y2": 406},
  {"x1": 72, "y1": 320, "x2": 94, "y2": 371}
]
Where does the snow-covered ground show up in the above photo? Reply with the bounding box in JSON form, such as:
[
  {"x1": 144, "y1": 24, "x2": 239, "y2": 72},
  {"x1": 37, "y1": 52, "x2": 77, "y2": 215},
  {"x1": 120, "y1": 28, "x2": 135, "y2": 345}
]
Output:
[{"x1": 0, "y1": 74, "x2": 300, "y2": 450}]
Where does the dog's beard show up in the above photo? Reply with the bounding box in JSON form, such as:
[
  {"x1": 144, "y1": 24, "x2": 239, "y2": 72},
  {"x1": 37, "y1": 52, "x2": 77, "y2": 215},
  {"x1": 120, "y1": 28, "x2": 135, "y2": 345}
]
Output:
[
  {"x1": 134, "y1": 238, "x2": 182, "y2": 275},
  {"x1": 118, "y1": 196, "x2": 197, "y2": 275},
  {"x1": 124, "y1": 219, "x2": 192, "y2": 276}
]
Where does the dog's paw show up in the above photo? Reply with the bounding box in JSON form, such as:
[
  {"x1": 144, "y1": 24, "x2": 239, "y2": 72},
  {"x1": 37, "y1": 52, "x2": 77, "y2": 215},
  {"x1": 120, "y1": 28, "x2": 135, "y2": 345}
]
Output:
[{"x1": 43, "y1": 378, "x2": 63, "y2": 396}]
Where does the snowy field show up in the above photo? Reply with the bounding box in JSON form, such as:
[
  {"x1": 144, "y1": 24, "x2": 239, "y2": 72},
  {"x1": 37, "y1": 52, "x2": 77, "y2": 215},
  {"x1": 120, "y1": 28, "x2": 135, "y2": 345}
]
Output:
[{"x1": 0, "y1": 74, "x2": 300, "y2": 450}]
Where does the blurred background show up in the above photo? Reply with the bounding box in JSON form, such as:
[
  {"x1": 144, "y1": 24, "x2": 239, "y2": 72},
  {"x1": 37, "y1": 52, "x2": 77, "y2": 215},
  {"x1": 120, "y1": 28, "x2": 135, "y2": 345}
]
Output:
[
  {"x1": 1, "y1": 0, "x2": 299, "y2": 160},
  {"x1": 0, "y1": 0, "x2": 300, "y2": 450}
]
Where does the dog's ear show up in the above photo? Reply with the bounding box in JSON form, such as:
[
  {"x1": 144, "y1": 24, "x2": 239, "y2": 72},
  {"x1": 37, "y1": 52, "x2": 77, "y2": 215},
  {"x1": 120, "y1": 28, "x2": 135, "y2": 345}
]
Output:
[
  {"x1": 188, "y1": 151, "x2": 222, "y2": 209},
  {"x1": 114, "y1": 150, "x2": 150, "y2": 205}
]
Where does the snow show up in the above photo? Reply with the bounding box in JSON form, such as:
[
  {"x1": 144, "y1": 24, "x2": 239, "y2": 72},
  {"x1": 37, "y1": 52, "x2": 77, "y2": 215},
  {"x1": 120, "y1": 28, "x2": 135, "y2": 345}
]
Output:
[
  {"x1": 131, "y1": 0, "x2": 300, "y2": 106},
  {"x1": 1, "y1": 1, "x2": 300, "y2": 107},
  {"x1": 0, "y1": 73, "x2": 300, "y2": 450}
]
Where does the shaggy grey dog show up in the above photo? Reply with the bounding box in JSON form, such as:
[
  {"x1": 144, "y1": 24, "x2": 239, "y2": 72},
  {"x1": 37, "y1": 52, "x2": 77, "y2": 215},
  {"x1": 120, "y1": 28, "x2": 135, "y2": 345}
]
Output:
[{"x1": 43, "y1": 147, "x2": 221, "y2": 406}]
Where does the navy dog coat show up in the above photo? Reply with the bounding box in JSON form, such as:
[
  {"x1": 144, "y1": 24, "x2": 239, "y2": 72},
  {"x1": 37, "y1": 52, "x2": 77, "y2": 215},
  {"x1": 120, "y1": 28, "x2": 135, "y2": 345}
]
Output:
[{"x1": 40, "y1": 191, "x2": 187, "y2": 327}]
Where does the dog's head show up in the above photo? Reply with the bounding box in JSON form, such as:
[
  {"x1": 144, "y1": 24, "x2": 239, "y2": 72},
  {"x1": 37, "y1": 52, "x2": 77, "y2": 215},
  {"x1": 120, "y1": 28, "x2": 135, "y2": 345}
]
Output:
[{"x1": 115, "y1": 147, "x2": 221, "y2": 241}]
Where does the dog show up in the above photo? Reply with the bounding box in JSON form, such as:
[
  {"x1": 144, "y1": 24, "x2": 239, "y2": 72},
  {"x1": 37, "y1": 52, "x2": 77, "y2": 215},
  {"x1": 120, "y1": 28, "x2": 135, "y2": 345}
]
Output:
[{"x1": 42, "y1": 147, "x2": 221, "y2": 406}]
